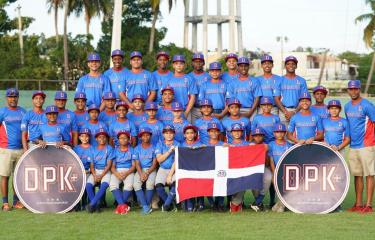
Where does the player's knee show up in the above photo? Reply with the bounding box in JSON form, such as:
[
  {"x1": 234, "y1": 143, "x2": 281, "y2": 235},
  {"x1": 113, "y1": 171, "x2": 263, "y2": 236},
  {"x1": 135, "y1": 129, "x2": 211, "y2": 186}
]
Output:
[
  {"x1": 123, "y1": 184, "x2": 133, "y2": 191},
  {"x1": 109, "y1": 185, "x2": 118, "y2": 192},
  {"x1": 146, "y1": 182, "x2": 155, "y2": 190},
  {"x1": 133, "y1": 183, "x2": 142, "y2": 191}
]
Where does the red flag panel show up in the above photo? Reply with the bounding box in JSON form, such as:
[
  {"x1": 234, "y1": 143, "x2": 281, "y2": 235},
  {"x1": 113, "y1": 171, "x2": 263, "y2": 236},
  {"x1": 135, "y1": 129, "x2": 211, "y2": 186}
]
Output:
[
  {"x1": 228, "y1": 145, "x2": 266, "y2": 169},
  {"x1": 177, "y1": 178, "x2": 214, "y2": 202}
]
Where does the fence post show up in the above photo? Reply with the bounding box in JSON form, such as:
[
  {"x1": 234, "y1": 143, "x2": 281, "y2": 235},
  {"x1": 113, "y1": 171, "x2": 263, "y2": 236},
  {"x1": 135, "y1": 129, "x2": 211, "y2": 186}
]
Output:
[{"x1": 38, "y1": 80, "x2": 41, "y2": 90}]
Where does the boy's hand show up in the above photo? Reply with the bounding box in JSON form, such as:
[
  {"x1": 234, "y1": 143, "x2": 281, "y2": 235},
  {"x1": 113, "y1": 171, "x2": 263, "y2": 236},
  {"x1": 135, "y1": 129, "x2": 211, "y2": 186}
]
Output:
[
  {"x1": 166, "y1": 175, "x2": 173, "y2": 185},
  {"x1": 39, "y1": 141, "x2": 47, "y2": 148},
  {"x1": 305, "y1": 138, "x2": 314, "y2": 144},
  {"x1": 330, "y1": 145, "x2": 339, "y2": 151},
  {"x1": 56, "y1": 141, "x2": 64, "y2": 148}
]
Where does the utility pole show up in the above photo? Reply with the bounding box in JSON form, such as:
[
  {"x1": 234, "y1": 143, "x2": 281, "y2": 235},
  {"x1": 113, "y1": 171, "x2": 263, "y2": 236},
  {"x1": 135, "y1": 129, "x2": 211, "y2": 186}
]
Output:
[
  {"x1": 318, "y1": 49, "x2": 329, "y2": 86},
  {"x1": 276, "y1": 36, "x2": 288, "y2": 75},
  {"x1": 16, "y1": 5, "x2": 24, "y2": 66},
  {"x1": 110, "y1": 0, "x2": 123, "y2": 67}
]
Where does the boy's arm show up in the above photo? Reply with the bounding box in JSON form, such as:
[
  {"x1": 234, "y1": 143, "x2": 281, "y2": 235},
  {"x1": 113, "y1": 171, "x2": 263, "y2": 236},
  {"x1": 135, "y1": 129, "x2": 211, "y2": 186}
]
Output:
[
  {"x1": 146, "y1": 157, "x2": 158, "y2": 174},
  {"x1": 185, "y1": 94, "x2": 195, "y2": 117},
  {"x1": 101, "y1": 160, "x2": 112, "y2": 176},
  {"x1": 22, "y1": 131, "x2": 29, "y2": 152}
]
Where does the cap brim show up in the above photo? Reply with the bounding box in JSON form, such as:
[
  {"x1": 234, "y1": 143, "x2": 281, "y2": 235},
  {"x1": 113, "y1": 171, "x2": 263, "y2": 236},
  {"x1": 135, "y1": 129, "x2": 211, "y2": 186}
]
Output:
[
  {"x1": 33, "y1": 93, "x2": 46, "y2": 98},
  {"x1": 95, "y1": 132, "x2": 109, "y2": 138},
  {"x1": 138, "y1": 132, "x2": 152, "y2": 137}
]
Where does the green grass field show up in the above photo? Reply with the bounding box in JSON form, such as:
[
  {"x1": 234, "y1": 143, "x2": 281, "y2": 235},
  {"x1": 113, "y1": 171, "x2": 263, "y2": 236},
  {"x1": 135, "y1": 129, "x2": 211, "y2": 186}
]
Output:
[{"x1": 0, "y1": 91, "x2": 375, "y2": 239}]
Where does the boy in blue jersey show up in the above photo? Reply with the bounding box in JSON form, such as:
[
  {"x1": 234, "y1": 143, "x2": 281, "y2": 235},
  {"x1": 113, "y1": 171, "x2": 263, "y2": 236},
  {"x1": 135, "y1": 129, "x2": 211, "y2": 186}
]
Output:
[
  {"x1": 195, "y1": 99, "x2": 223, "y2": 144},
  {"x1": 127, "y1": 94, "x2": 148, "y2": 131},
  {"x1": 120, "y1": 51, "x2": 157, "y2": 108},
  {"x1": 0, "y1": 88, "x2": 26, "y2": 211},
  {"x1": 21, "y1": 90, "x2": 46, "y2": 151},
  {"x1": 252, "y1": 96, "x2": 280, "y2": 144},
  {"x1": 221, "y1": 53, "x2": 238, "y2": 83},
  {"x1": 103, "y1": 49, "x2": 128, "y2": 100},
  {"x1": 86, "y1": 128, "x2": 114, "y2": 213},
  {"x1": 274, "y1": 56, "x2": 308, "y2": 126},
  {"x1": 109, "y1": 101, "x2": 137, "y2": 147},
  {"x1": 109, "y1": 131, "x2": 135, "y2": 215},
  {"x1": 167, "y1": 55, "x2": 197, "y2": 119},
  {"x1": 198, "y1": 62, "x2": 228, "y2": 119},
  {"x1": 82, "y1": 104, "x2": 107, "y2": 146},
  {"x1": 311, "y1": 86, "x2": 329, "y2": 119},
  {"x1": 98, "y1": 91, "x2": 117, "y2": 127},
  {"x1": 156, "y1": 86, "x2": 175, "y2": 124},
  {"x1": 76, "y1": 53, "x2": 111, "y2": 109},
  {"x1": 155, "y1": 125, "x2": 180, "y2": 212},
  {"x1": 139, "y1": 102, "x2": 164, "y2": 146},
  {"x1": 133, "y1": 127, "x2": 157, "y2": 214},
  {"x1": 73, "y1": 92, "x2": 89, "y2": 133},
  {"x1": 222, "y1": 98, "x2": 251, "y2": 143},
  {"x1": 171, "y1": 102, "x2": 189, "y2": 143},
  {"x1": 153, "y1": 51, "x2": 173, "y2": 105},
  {"x1": 287, "y1": 92, "x2": 324, "y2": 144}
]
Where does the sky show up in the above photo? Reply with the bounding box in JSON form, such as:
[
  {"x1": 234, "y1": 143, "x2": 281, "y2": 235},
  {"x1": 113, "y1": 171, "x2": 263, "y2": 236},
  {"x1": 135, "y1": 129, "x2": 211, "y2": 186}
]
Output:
[{"x1": 4, "y1": 0, "x2": 372, "y2": 55}]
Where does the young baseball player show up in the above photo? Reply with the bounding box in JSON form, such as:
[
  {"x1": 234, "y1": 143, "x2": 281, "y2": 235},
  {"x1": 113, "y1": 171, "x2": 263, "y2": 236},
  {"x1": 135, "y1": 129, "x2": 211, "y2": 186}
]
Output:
[
  {"x1": 73, "y1": 92, "x2": 89, "y2": 133},
  {"x1": 110, "y1": 131, "x2": 135, "y2": 215},
  {"x1": 86, "y1": 128, "x2": 114, "y2": 213},
  {"x1": 133, "y1": 127, "x2": 157, "y2": 214},
  {"x1": 109, "y1": 101, "x2": 137, "y2": 147},
  {"x1": 21, "y1": 90, "x2": 46, "y2": 151},
  {"x1": 99, "y1": 91, "x2": 117, "y2": 127},
  {"x1": 82, "y1": 104, "x2": 107, "y2": 146},
  {"x1": 195, "y1": 99, "x2": 223, "y2": 145},
  {"x1": 126, "y1": 94, "x2": 148, "y2": 132},
  {"x1": 119, "y1": 51, "x2": 157, "y2": 108},
  {"x1": 139, "y1": 102, "x2": 164, "y2": 146},
  {"x1": 103, "y1": 49, "x2": 128, "y2": 100},
  {"x1": 227, "y1": 57, "x2": 261, "y2": 119},
  {"x1": 153, "y1": 51, "x2": 173, "y2": 105},
  {"x1": 287, "y1": 92, "x2": 324, "y2": 144},
  {"x1": 155, "y1": 125, "x2": 180, "y2": 211},
  {"x1": 251, "y1": 96, "x2": 281, "y2": 144},
  {"x1": 221, "y1": 53, "x2": 239, "y2": 84},
  {"x1": 221, "y1": 98, "x2": 251, "y2": 144},
  {"x1": 166, "y1": 55, "x2": 198, "y2": 119},
  {"x1": 311, "y1": 85, "x2": 329, "y2": 119},
  {"x1": 76, "y1": 52, "x2": 111, "y2": 109},
  {"x1": 198, "y1": 62, "x2": 228, "y2": 119},
  {"x1": 0, "y1": 88, "x2": 25, "y2": 211},
  {"x1": 171, "y1": 102, "x2": 189, "y2": 143},
  {"x1": 156, "y1": 86, "x2": 175, "y2": 124}
]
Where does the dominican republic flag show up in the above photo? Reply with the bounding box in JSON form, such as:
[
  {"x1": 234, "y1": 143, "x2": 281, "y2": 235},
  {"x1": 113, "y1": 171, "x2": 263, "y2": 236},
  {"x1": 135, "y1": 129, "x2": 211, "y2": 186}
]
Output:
[{"x1": 175, "y1": 145, "x2": 266, "y2": 202}]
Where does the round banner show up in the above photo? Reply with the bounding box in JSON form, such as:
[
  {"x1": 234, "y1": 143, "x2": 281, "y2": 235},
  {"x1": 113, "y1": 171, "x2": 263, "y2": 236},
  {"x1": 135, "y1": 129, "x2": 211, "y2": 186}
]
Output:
[
  {"x1": 14, "y1": 144, "x2": 86, "y2": 213},
  {"x1": 274, "y1": 142, "x2": 350, "y2": 214}
]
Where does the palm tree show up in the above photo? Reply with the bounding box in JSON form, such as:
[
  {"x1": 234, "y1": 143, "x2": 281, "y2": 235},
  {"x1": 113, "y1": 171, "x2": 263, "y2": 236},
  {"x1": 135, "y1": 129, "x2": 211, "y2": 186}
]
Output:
[
  {"x1": 46, "y1": 0, "x2": 64, "y2": 43},
  {"x1": 356, "y1": 0, "x2": 375, "y2": 94}
]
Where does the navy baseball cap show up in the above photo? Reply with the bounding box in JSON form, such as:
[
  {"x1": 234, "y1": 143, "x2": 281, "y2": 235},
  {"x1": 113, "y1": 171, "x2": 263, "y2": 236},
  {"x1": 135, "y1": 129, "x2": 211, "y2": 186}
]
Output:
[
  {"x1": 54, "y1": 91, "x2": 67, "y2": 100},
  {"x1": 285, "y1": 56, "x2": 298, "y2": 64},
  {"x1": 260, "y1": 96, "x2": 273, "y2": 105},
  {"x1": 103, "y1": 91, "x2": 116, "y2": 100},
  {"x1": 131, "y1": 94, "x2": 145, "y2": 102},
  {"x1": 138, "y1": 127, "x2": 153, "y2": 137},
  {"x1": 6, "y1": 88, "x2": 19, "y2": 97},
  {"x1": 45, "y1": 105, "x2": 58, "y2": 114},
  {"x1": 32, "y1": 90, "x2": 46, "y2": 99},
  {"x1": 237, "y1": 57, "x2": 250, "y2": 65},
  {"x1": 200, "y1": 99, "x2": 213, "y2": 107},
  {"x1": 261, "y1": 55, "x2": 273, "y2": 63},
  {"x1": 115, "y1": 101, "x2": 129, "y2": 109},
  {"x1": 313, "y1": 85, "x2": 328, "y2": 94},
  {"x1": 161, "y1": 85, "x2": 174, "y2": 94},
  {"x1": 299, "y1": 92, "x2": 311, "y2": 101},
  {"x1": 163, "y1": 124, "x2": 175, "y2": 133},
  {"x1": 347, "y1": 80, "x2": 361, "y2": 89},
  {"x1": 183, "y1": 124, "x2": 198, "y2": 133},
  {"x1": 207, "y1": 122, "x2": 220, "y2": 131},
  {"x1": 172, "y1": 54, "x2": 185, "y2": 63},
  {"x1": 111, "y1": 49, "x2": 124, "y2": 57},
  {"x1": 209, "y1": 62, "x2": 222, "y2": 70},
  {"x1": 87, "y1": 52, "x2": 101, "y2": 61},
  {"x1": 79, "y1": 127, "x2": 91, "y2": 136},
  {"x1": 273, "y1": 123, "x2": 287, "y2": 132},
  {"x1": 327, "y1": 100, "x2": 342, "y2": 108},
  {"x1": 252, "y1": 127, "x2": 265, "y2": 136},
  {"x1": 87, "y1": 103, "x2": 100, "y2": 112},
  {"x1": 192, "y1": 53, "x2": 205, "y2": 61},
  {"x1": 95, "y1": 128, "x2": 108, "y2": 138},
  {"x1": 130, "y1": 51, "x2": 142, "y2": 59},
  {"x1": 227, "y1": 98, "x2": 242, "y2": 107},
  {"x1": 74, "y1": 92, "x2": 86, "y2": 100},
  {"x1": 156, "y1": 51, "x2": 170, "y2": 60},
  {"x1": 225, "y1": 53, "x2": 238, "y2": 61},
  {"x1": 144, "y1": 102, "x2": 158, "y2": 110},
  {"x1": 231, "y1": 123, "x2": 243, "y2": 131},
  {"x1": 171, "y1": 102, "x2": 183, "y2": 111},
  {"x1": 117, "y1": 130, "x2": 130, "y2": 138}
]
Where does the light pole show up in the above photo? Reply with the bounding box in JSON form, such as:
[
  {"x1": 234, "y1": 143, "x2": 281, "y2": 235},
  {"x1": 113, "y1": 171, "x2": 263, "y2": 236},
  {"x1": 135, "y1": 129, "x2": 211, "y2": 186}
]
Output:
[
  {"x1": 110, "y1": 0, "x2": 123, "y2": 67},
  {"x1": 16, "y1": 5, "x2": 24, "y2": 66},
  {"x1": 276, "y1": 36, "x2": 288, "y2": 75}
]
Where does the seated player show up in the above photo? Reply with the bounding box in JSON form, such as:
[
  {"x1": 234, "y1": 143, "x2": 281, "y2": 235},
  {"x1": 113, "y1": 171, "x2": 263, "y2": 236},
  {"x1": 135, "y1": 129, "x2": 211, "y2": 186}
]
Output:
[
  {"x1": 127, "y1": 94, "x2": 148, "y2": 132},
  {"x1": 99, "y1": 91, "x2": 117, "y2": 127},
  {"x1": 109, "y1": 101, "x2": 137, "y2": 147},
  {"x1": 82, "y1": 104, "x2": 107, "y2": 146},
  {"x1": 139, "y1": 102, "x2": 164, "y2": 146},
  {"x1": 171, "y1": 102, "x2": 190, "y2": 143}
]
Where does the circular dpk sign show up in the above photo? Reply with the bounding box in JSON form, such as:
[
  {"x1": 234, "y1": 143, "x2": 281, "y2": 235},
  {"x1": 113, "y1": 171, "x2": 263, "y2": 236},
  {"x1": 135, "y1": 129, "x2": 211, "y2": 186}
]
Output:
[
  {"x1": 274, "y1": 142, "x2": 350, "y2": 214},
  {"x1": 14, "y1": 144, "x2": 86, "y2": 213}
]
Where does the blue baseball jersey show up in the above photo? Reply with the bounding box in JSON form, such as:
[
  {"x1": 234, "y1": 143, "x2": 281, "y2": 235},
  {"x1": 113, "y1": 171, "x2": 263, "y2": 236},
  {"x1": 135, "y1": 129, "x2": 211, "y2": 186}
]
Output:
[
  {"x1": 98, "y1": 110, "x2": 117, "y2": 127},
  {"x1": 103, "y1": 67, "x2": 128, "y2": 99},
  {"x1": 207, "y1": 140, "x2": 225, "y2": 146},
  {"x1": 188, "y1": 71, "x2": 209, "y2": 105},
  {"x1": 344, "y1": 98, "x2": 375, "y2": 148},
  {"x1": 221, "y1": 72, "x2": 238, "y2": 84},
  {"x1": 198, "y1": 79, "x2": 228, "y2": 110},
  {"x1": 181, "y1": 140, "x2": 204, "y2": 148},
  {"x1": 0, "y1": 107, "x2": 26, "y2": 149},
  {"x1": 155, "y1": 140, "x2": 180, "y2": 169},
  {"x1": 56, "y1": 109, "x2": 78, "y2": 142},
  {"x1": 127, "y1": 112, "x2": 148, "y2": 132},
  {"x1": 221, "y1": 116, "x2": 251, "y2": 143},
  {"x1": 156, "y1": 107, "x2": 174, "y2": 124},
  {"x1": 82, "y1": 120, "x2": 107, "y2": 146},
  {"x1": 153, "y1": 70, "x2": 173, "y2": 104},
  {"x1": 311, "y1": 105, "x2": 330, "y2": 119},
  {"x1": 133, "y1": 144, "x2": 156, "y2": 169},
  {"x1": 268, "y1": 141, "x2": 292, "y2": 165},
  {"x1": 227, "y1": 76, "x2": 262, "y2": 108},
  {"x1": 251, "y1": 114, "x2": 280, "y2": 143},
  {"x1": 37, "y1": 123, "x2": 69, "y2": 142},
  {"x1": 274, "y1": 76, "x2": 308, "y2": 108},
  {"x1": 90, "y1": 145, "x2": 115, "y2": 170},
  {"x1": 76, "y1": 74, "x2": 111, "y2": 106},
  {"x1": 195, "y1": 117, "x2": 223, "y2": 144},
  {"x1": 166, "y1": 74, "x2": 198, "y2": 108},
  {"x1": 113, "y1": 147, "x2": 134, "y2": 169},
  {"x1": 73, "y1": 145, "x2": 94, "y2": 170},
  {"x1": 74, "y1": 111, "x2": 89, "y2": 132},
  {"x1": 122, "y1": 70, "x2": 157, "y2": 102},
  {"x1": 256, "y1": 74, "x2": 282, "y2": 98},
  {"x1": 322, "y1": 117, "x2": 350, "y2": 146},
  {"x1": 139, "y1": 120, "x2": 164, "y2": 146},
  {"x1": 109, "y1": 119, "x2": 137, "y2": 146},
  {"x1": 21, "y1": 110, "x2": 46, "y2": 142},
  {"x1": 172, "y1": 119, "x2": 190, "y2": 143},
  {"x1": 288, "y1": 112, "x2": 323, "y2": 140},
  {"x1": 230, "y1": 140, "x2": 250, "y2": 146}
]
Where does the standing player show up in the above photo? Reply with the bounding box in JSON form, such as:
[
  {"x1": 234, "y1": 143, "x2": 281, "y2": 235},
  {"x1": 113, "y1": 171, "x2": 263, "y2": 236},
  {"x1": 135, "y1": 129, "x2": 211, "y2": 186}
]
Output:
[
  {"x1": 103, "y1": 49, "x2": 128, "y2": 100},
  {"x1": 274, "y1": 56, "x2": 308, "y2": 126},
  {"x1": 109, "y1": 101, "x2": 137, "y2": 147},
  {"x1": 153, "y1": 51, "x2": 173, "y2": 105},
  {"x1": 139, "y1": 102, "x2": 164, "y2": 146},
  {"x1": 344, "y1": 80, "x2": 375, "y2": 213},
  {"x1": 73, "y1": 92, "x2": 89, "y2": 132},
  {"x1": 127, "y1": 94, "x2": 148, "y2": 132},
  {"x1": 21, "y1": 90, "x2": 46, "y2": 151},
  {"x1": 195, "y1": 99, "x2": 223, "y2": 145},
  {"x1": 156, "y1": 86, "x2": 175, "y2": 124},
  {"x1": 76, "y1": 52, "x2": 111, "y2": 109},
  {"x1": 0, "y1": 88, "x2": 25, "y2": 211},
  {"x1": 170, "y1": 102, "x2": 189, "y2": 143},
  {"x1": 82, "y1": 104, "x2": 107, "y2": 146},
  {"x1": 311, "y1": 85, "x2": 329, "y2": 119},
  {"x1": 99, "y1": 91, "x2": 117, "y2": 127},
  {"x1": 221, "y1": 53, "x2": 238, "y2": 83}
]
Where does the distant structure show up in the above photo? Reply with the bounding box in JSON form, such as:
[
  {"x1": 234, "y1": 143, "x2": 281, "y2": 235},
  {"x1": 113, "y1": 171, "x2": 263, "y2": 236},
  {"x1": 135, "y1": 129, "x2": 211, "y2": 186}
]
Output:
[{"x1": 183, "y1": 0, "x2": 243, "y2": 62}]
